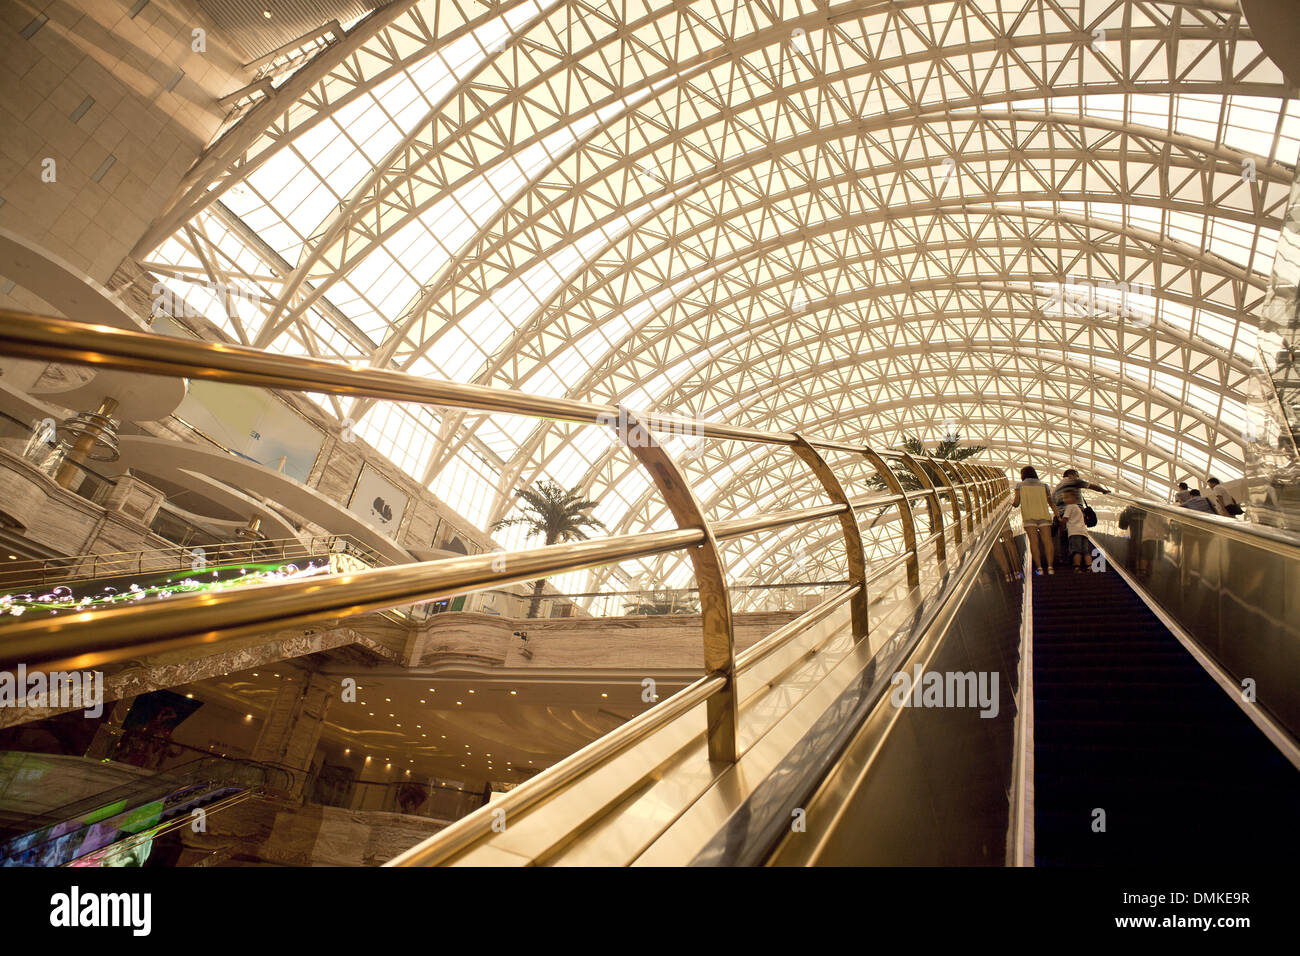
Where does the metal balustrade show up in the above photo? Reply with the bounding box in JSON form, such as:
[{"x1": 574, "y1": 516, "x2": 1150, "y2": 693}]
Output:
[
  {"x1": 0, "y1": 534, "x2": 385, "y2": 593},
  {"x1": 0, "y1": 309, "x2": 1010, "y2": 776}
]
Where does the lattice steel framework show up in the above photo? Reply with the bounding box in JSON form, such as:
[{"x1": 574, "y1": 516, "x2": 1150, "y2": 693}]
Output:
[{"x1": 137, "y1": 0, "x2": 1299, "y2": 599}]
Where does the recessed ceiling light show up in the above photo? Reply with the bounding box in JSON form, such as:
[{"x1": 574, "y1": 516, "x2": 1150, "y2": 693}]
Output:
[
  {"x1": 262, "y1": 8, "x2": 272, "y2": 18},
  {"x1": 510, "y1": 690, "x2": 517, "y2": 695},
  {"x1": 468, "y1": 690, "x2": 475, "y2": 694}
]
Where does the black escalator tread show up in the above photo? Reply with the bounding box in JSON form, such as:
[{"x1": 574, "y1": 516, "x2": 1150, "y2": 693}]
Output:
[{"x1": 1031, "y1": 570, "x2": 1300, "y2": 866}]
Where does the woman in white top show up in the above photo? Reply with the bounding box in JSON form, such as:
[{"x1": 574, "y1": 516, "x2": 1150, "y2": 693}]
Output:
[{"x1": 1011, "y1": 465, "x2": 1057, "y2": 575}]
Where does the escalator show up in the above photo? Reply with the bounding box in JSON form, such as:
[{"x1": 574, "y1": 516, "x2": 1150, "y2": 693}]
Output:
[
  {"x1": 0, "y1": 753, "x2": 290, "y2": 867},
  {"x1": 1031, "y1": 570, "x2": 1300, "y2": 866},
  {"x1": 389, "y1": 494, "x2": 1300, "y2": 867}
]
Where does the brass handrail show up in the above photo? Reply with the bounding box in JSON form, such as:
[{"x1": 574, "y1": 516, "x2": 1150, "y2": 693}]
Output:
[
  {"x1": 0, "y1": 309, "x2": 1010, "y2": 765},
  {"x1": 0, "y1": 529, "x2": 704, "y2": 671},
  {"x1": 0, "y1": 311, "x2": 794, "y2": 447},
  {"x1": 1102, "y1": 492, "x2": 1300, "y2": 560},
  {"x1": 389, "y1": 584, "x2": 860, "y2": 868}
]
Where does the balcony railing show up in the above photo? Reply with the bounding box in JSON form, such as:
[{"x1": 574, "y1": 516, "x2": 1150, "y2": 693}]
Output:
[{"x1": 0, "y1": 309, "x2": 1008, "y2": 801}]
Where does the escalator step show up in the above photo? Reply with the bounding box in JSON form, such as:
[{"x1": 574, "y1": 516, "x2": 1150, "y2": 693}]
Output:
[{"x1": 1030, "y1": 569, "x2": 1300, "y2": 866}]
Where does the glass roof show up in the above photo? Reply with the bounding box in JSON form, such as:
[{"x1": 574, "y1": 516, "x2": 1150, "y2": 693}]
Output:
[{"x1": 138, "y1": 0, "x2": 1298, "y2": 599}]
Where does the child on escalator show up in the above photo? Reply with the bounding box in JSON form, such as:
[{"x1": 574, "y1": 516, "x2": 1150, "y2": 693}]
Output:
[{"x1": 1061, "y1": 489, "x2": 1089, "y2": 573}]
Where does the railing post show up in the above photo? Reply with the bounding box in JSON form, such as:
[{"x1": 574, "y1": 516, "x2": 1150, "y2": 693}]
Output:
[
  {"x1": 936, "y1": 459, "x2": 976, "y2": 536},
  {"x1": 926, "y1": 458, "x2": 964, "y2": 545},
  {"x1": 612, "y1": 407, "x2": 737, "y2": 764},
  {"x1": 860, "y1": 447, "x2": 920, "y2": 591},
  {"x1": 953, "y1": 461, "x2": 984, "y2": 522},
  {"x1": 791, "y1": 434, "x2": 869, "y2": 639},
  {"x1": 897, "y1": 451, "x2": 945, "y2": 563}
]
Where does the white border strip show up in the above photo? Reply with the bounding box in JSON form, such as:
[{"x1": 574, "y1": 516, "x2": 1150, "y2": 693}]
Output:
[
  {"x1": 1088, "y1": 534, "x2": 1300, "y2": 772},
  {"x1": 1008, "y1": 541, "x2": 1035, "y2": 866}
]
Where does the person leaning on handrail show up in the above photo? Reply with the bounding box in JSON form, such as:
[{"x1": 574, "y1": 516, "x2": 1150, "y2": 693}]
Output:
[
  {"x1": 1050, "y1": 468, "x2": 1109, "y2": 567},
  {"x1": 1180, "y1": 489, "x2": 1217, "y2": 513},
  {"x1": 1206, "y1": 477, "x2": 1242, "y2": 518},
  {"x1": 1011, "y1": 466, "x2": 1057, "y2": 576},
  {"x1": 1051, "y1": 467, "x2": 1110, "y2": 510}
]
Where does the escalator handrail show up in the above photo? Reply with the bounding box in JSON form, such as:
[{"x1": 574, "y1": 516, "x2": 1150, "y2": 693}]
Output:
[
  {"x1": 1, "y1": 743, "x2": 296, "y2": 845},
  {"x1": 1099, "y1": 491, "x2": 1300, "y2": 559},
  {"x1": 390, "y1": 501, "x2": 1013, "y2": 866}
]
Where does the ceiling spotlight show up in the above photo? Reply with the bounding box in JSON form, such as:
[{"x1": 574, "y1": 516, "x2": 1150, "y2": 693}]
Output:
[{"x1": 262, "y1": 8, "x2": 272, "y2": 18}]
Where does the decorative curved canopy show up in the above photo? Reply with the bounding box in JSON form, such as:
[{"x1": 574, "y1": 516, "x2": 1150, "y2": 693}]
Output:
[{"x1": 140, "y1": 0, "x2": 1298, "y2": 597}]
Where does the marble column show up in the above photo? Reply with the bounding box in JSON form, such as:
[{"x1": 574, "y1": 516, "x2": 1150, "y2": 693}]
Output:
[{"x1": 252, "y1": 671, "x2": 334, "y2": 799}]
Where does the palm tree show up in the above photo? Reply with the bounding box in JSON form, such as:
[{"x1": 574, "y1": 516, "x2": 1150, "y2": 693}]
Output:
[
  {"x1": 623, "y1": 590, "x2": 700, "y2": 615},
  {"x1": 490, "y1": 481, "x2": 606, "y2": 618},
  {"x1": 865, "y1": 434, "x2": 987, "y2": 492}
]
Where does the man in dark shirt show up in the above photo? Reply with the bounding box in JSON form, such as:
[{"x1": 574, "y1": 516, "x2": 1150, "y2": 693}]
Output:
[
  {"x1": 1051, "y1": 468, "x2": 1110, "y2": 509},
  {"x1": 1050, "y1": 469, "x2": 1110, "y2": 565},
  {"x1": 1181, "y1": 489, "x2": 1216, "y2": 513}
]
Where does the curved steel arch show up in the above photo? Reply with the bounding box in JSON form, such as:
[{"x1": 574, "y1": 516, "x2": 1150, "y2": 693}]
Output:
[
  {"x1": 135, "y1": 0, "x2": 1291, "y2": 568},
  {"x1": 372, "y1": 131, "x2": 1271, "y2": 396},
  {"x1": 248, "y1": 7, "x2": 1273, "y2": 348},
  {"x1": 367, "y1": 105, "x2": 1284, "y2": 380},
  {"x1": 587, "y1": 383, "x2": 1234, "y2": 550},
  {"x1": 515, "y1": 336, "x2": 1248, "y2": 526},
  {"x1": 480, "y1": 232, "x2": 1260, "y2": 500},
  {"x1": 410, "y1": 205, "x2": 1265, "y2": 492}
]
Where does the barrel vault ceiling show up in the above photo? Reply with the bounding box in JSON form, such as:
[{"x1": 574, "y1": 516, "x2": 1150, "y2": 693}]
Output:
[{"x1": 135, "y1": 0, "x2": 1298, "y2": 598}]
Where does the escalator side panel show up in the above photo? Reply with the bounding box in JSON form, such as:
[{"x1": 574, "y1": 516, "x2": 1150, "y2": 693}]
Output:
[{"x1": 692, "y1": 520, "x2": 1025, "y2": 866}]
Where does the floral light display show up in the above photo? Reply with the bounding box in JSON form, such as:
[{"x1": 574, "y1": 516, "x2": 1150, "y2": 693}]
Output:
[{"x1": 0, "y1": 552, "x2": 369, "y2": 619}]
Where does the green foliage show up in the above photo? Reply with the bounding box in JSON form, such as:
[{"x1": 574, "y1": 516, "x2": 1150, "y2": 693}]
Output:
[
  {"x1": 491, "y1": 481, "x2": 606, "y2": 617},
  {"x1": 865, "y1": 434, "x2": 987, "y2": 493}
]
